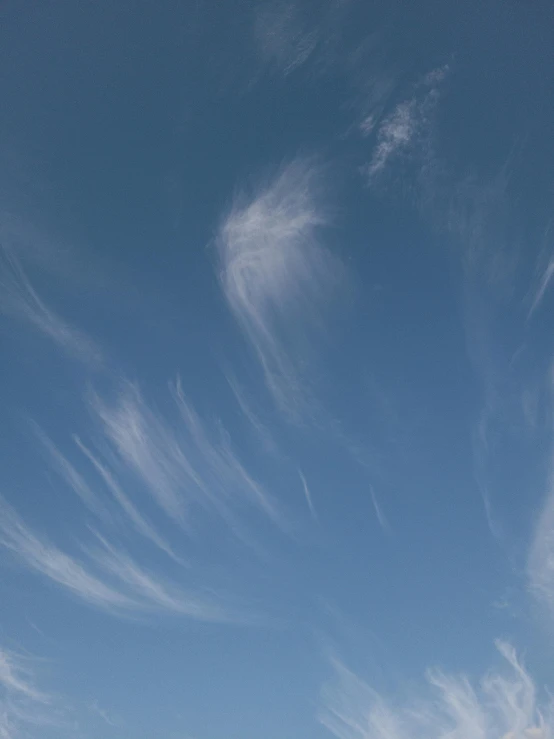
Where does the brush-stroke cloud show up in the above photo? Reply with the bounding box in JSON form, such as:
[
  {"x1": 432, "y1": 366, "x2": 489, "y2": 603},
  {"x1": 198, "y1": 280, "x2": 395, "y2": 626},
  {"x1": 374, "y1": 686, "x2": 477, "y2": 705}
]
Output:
[
  {"x1": 529, "y1": 246, "x2": 554, "y2": 319},
  {"x1": 299, "y1": 470, "x2": 317, "y2": 520},
  {"x1": 254, "y1": 1, "x2": 317, "y2": 76},
  {"x1": 0, "y1": 646, "x2": 52, "y2": 739},
  {"x1": 528, "y1": 467, "x2": 554, "y2": 623},
  {"x1": 320, "y1": 641, "x2": 551, "y2": 739},
  {"x1": 74, "y1": 436, "x2": 179, "y2": 562},
  {"x1": 0, "y1": 650, "x2": 48, "y2": 704},
  {"x1": 32, "y1": 424, "x2": 105, "y2": 519},
  {"x1": 364, "y1": 66, "x2": 448, "y2": 186},
  {"x1": 0, "y1": 496, "x2": 234, "y2": 622},
  {"x1": 0, "y1": 244, "x2": 103, "y2": 366},
  {"x1": 217, "y1": 159, "x2": 345, "y2": 421},
  {"x1": 369, "y1": 485, "x2": 390, "y2": 534},
  {"x1": 90, "y1": 379, "x2": 284, "y2": 533}
]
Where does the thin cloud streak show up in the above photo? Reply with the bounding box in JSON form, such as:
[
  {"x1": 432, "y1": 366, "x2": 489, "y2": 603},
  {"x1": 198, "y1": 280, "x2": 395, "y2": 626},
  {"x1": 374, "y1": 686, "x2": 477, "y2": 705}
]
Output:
[
  {"x1": 0, "y1": 646, "x2": 52, "y2": 739},
  {"x1": 225, "y1": 370, "x2": 280, "y2": 455},
  {"x1": 32, "y1": 424, "x2": 105, "y2": 519},
  {"x1": 369, "y1": 485, "x2": 390, "y2": 534},
  {"x1": 0, "y1": 244, "x2": 102, "y2": 366},
  {"x1": 254, "y1": 1, "x2": 317, "y2": 77},
  {"x1": 0, "y1": 495, "x2": 137, "y2": 612},
  {"x1": 216, "y1": 159, "x2": 345, "y2": 421},
  {"x1": 529, "y1": 260, "x2": 554, "y2": 319},
  {"x1": 299, "y1": 470, "x2": 317, "y2": 520},
  {"x1": 528, "y1": 468, "x2": 554, "y2": 621},
  {"x1": 320, "y1": 641, "x2": 551, "y2": 739},
  {"x1": 0, "y1": 650, "x2": 48, "y2": 704},
  {"x1": 91, "y1": 379, "x2": 285, "y2": 535},
  {"x1": 74, "y1": 436, "x2": 180, "y2": 562},
  {"x1": 0, "y1": 496, "x2": 237, "y2": 622}
]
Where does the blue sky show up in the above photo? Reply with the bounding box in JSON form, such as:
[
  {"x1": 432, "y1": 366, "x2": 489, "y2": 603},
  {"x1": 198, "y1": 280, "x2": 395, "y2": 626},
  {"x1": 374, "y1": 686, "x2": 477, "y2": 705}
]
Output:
[{"x1": 1, "y1": 0, "x2": 554, "y2": 737}]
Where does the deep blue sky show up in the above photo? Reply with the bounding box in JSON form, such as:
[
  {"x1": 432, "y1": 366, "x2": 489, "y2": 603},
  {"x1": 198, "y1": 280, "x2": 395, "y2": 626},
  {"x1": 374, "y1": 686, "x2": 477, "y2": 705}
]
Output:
[{"x1": 1, "y1": 1, "x2": 554, "y2": 737}]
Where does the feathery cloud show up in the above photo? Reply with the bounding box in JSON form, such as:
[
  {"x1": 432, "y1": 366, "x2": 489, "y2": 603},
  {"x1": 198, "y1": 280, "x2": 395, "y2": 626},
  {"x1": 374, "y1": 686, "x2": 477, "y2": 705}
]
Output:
[
  {"x1": 320, "y1": 641, "x2": 551, "y2": 739},
  {"x1": 74, "y1": 436, "x2": 178, "y2": 561},
  {"x1": 364, "y1": 66, "x2": 448, "y2": 186},
  {"x1": 90, "y1": 379, "x2": 284, "y2": 532},
  {"x1": 32, "y1": 424, "x2": 105, "y2": 518},
  {"x1": 0, "y1": 496, "x2": 236, "y2": 622},
  {"x1": 0, "y1": 496, "x2": 137, "y2": 612},
  {"x1": 254, "y1": 1, "x2": 318, "y2": 77},
  {"x1": 529, "y1": 225, "x2": 554, "y2": 317},
  {"x1": 217, "y1": 159, "x2": 345, "y2": 421},
  {"x1": 0, "y1": 650, "x2": 48, "y2": 704},
  {"x1": 528, "y1": 470, "x2": 554, "y2": 622},
  {"x1": 299, "y1": 470, "x2": 317, "y2": 520},
  {"x1": 0, "y1": 244, "x2": 102, "y2": 366},
  {"x1": 0, "y1": 646, "x2": 51, "y2": 739}
]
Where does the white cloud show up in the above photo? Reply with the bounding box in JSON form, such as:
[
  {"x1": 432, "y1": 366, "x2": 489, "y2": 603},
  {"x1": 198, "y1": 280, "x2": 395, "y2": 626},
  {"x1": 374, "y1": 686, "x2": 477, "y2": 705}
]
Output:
[
  {"x1": 87, "y1": 533, "x2": 228, "y2": 622},
  {"x1": 216, "y1": 159, "x2": 345, "y2": 420},
  {"x1": 0, "y1": 650, "x2": 48, "y2": 704},
  {"x1": 0, "y1": 646, "x2": 52, "y2": 739},
  {"x1": 90, "y1": 379, "x2": 284, "y2": 532},
  {"x1": 320, "y1": 642, "x2": 552, "y2": 739},
  {"x1": 0, "y1": 496, "x2": 237, "y2": 622},
  {"x1": 528, "y1": 469, "x2": 554, "y2": 621},
  {"x1": 529, "y1": 254, "x2": 554, "y2": 319},
  {"x1": 32, "y1": 424, "x2": 105, "y2": 518},
  {"x1": 254, "y1": 1, "x2": 317, "y2": 76},
  {"x1": 74, "y1": 436, "x2": 179, "y2": 562},
  {"x1": 369, "y1": 485, "x2": 390, "y2": 534},
  {"x1": 365, "y1": 66, "x2": 448, "y2": 185},
  {"x1": 366, "y1": 100, "x2": 418, "y2": 180},
  {"x1": 0, "y1": 244, "x2": 102, "y2": 366},
  {"x1": 225, "y1": 370, "x2": 280, "y2": 455},
  {"x1": 0, "y1": 496, "x2": 137, "y2": 612},
  {"x1": 299, "y1": 470, "x2": 317, "y2": 520}
]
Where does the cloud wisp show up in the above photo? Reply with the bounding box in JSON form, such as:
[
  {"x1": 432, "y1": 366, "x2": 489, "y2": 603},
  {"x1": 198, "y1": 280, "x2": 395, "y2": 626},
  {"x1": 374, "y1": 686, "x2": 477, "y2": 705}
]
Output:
[
  {"x1": 90, "y1": 379, "x2": 284, "y2": 534},
  {"x1": 254, "y1": 1, "x2": 318, "y2": 77},
  {"x1": 363, "y1": 66, "x2": 448, "y2": 186},
  {"x1": 0, "y1": 495, "x2": 239, "y2": 623},
  {"x1": 0, "y1": 243, "x2": 102, "y2": 366},
  {"x1": 216, "y1": 159, "x2": 345, "y2": 421},
  {"x1": 320, "y1": 641, "x2": 552, "y2": 739},
  {"x1": 528, "y1": 462, "x2": 554, "y2": 623},
  {"x1": 0, "y1": 646, "x2": 58, "y2": 739}
]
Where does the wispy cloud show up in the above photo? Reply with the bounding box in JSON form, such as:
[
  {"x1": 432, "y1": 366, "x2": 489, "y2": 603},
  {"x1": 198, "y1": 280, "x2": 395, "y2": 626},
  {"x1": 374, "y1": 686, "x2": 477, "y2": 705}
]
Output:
[
  {"x1": 0, "y1": 244, "x2": 103, "y2": 366},
  {"x1": 299, "y1": 470, "x2": 317, "y2": 520},
  {"x1": 216, "y1": 159, "x2": 345, "y2": 421},
  {"x1": 0, "y1": 496, "x2": 239, "y2": 623},
  {"x1": 31, "y1": 424, "x2": 105, "y2": 518},
  {"x1": 0, "y1": 646, "x2": 51, "y2": 739},
  {"x1": 366, "y1": 100, "x2": 418, "y2": 180},
  {"x1": 364, "y1": 66, "x2": 448, "y2": 186},
  {"x1": 0, "y1": 649, "x2": 48, "y2": 704},
  {"x1": 74, "y1": 436, "x2": 179, "y2": 562},
  {"x1": 369, "y1": 485, "x2": 390, "y2": 534},
  {"x1": 254, "y1": 1, "x2": 317, "y2": 76},
  {"x1": 90, "y1": 379, "x2": 284, "y2": 533},
  {"x1": 0, "y1": 496, "x2": 137, "y2": 612},
  {"x1": 528, "y1": 467, "x2": 554, "y2": 622},
  {"x1": 320, "y1": 641, "x2": 551, "y2": 739},
  {"x1": 225, "y1": 370, "x2": 280, "y2": 455},
  {"x1": 528, "y1": 224, "x2": 554, "y2": 318}
]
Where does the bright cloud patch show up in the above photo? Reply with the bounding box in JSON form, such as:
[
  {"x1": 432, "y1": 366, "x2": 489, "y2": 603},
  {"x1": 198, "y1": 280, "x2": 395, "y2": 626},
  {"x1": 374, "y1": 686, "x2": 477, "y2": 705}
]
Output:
[
  {"x1": 217, "y1": 159, "x2": 345, "y2": 420},
  {"x1": 321, "y1": 642, "x2": 552, "y2": 739}
]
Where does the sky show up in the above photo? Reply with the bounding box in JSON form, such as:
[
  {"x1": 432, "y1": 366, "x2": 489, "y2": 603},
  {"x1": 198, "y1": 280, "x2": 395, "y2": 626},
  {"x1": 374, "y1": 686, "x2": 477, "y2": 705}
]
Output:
[{"x1": 0, "y1": 0, "x2": 554, "y2": 737}]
